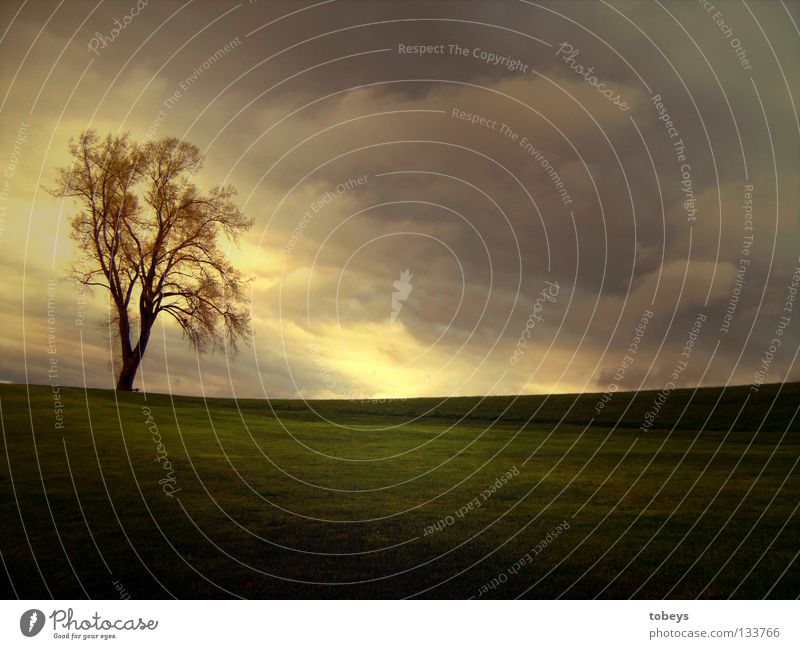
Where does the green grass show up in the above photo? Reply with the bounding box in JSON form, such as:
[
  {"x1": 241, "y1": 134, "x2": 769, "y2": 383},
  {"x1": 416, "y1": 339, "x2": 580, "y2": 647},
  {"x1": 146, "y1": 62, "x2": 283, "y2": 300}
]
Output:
[{"x1": 0, "y1": 382, "x2": 797, "y2": 599}]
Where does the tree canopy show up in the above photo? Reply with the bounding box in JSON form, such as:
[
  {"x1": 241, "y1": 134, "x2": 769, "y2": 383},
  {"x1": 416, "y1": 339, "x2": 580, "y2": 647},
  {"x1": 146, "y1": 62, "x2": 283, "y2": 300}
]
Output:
[{"x1": 50, "y1": 130, "x2": 253, "y2": 390}]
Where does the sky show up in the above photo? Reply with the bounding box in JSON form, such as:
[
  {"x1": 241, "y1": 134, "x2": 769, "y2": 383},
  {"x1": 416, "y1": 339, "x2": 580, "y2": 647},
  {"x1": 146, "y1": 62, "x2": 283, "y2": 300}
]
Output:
[{"x1": 0, "y1": 0, "x2": 798, "y2": 400}]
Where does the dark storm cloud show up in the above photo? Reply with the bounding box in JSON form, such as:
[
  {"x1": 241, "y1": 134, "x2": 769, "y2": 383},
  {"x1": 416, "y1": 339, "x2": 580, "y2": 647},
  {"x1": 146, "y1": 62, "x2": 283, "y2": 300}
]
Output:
[{"x1": 0, "y1": 0, "x2": 797, "y2": 397}]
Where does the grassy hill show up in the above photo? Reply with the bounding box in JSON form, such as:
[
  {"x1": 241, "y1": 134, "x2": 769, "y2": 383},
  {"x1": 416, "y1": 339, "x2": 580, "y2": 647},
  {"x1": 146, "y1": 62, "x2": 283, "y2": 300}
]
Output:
[
  {"x1": 262, "y1": 381, "x2": 800, "y2": 431},
  {"x1": 0, "y1": 382, "x2": 797, "y2": 599}
]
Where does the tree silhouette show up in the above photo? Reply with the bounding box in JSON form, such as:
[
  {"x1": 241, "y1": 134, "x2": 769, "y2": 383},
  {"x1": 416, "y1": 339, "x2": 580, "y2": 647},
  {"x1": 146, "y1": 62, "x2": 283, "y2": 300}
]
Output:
[{"x1": 50, "y1": 130, "x2": 253, "y2": 391}]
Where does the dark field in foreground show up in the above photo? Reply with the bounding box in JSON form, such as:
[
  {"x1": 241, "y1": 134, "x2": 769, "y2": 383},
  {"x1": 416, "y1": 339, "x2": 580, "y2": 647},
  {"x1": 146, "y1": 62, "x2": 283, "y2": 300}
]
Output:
[{"x1": 0, "y1": 382, "x2": 798, "y2": 599}]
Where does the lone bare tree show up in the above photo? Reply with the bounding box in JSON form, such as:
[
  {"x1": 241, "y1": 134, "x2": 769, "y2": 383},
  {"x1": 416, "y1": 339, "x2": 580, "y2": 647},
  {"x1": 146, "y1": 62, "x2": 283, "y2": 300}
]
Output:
[{"x1": 51, "y1": 130, "x2": 253, "y2": 391}]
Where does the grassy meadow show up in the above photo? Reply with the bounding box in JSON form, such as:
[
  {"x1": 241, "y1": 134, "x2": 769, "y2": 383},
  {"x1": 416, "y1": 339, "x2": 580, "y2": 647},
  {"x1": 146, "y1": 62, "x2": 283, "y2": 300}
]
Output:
[{"x1": 0, "y1": 382, "x2": 798, "y2": 599}]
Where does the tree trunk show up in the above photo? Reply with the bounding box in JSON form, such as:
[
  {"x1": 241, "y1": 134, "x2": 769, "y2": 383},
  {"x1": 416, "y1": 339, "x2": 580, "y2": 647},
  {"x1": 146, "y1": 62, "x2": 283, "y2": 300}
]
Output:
[
  {"x1": 115, "y1": 352, "x2": 141, "y2": 391},
  {"x1": 115, "y1": 316, "x2": 153, "y2": 391},
  {"x1": 115, "y1": 300, "x2": 136, "y2": 391}
]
